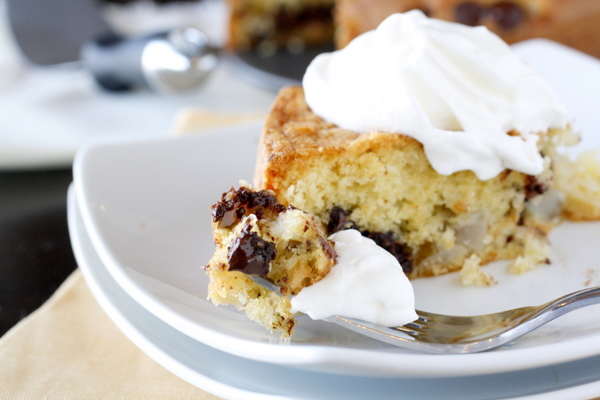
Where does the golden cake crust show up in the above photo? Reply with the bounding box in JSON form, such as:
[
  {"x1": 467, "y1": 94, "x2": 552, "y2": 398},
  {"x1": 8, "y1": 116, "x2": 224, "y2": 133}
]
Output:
[{"x1": 255, "y1": 86, "x2": 417, "y2": 191}]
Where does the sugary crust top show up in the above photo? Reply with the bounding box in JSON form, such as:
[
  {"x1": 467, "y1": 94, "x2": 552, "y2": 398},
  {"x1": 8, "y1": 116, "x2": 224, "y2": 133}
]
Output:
[{"x1": 254, "y1": 86, "x2": 421, "y2": 191}]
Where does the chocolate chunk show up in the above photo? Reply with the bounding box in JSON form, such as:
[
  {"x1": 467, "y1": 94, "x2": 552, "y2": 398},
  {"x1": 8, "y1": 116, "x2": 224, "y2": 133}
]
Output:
[
  {"x1": 363, "y1": 231, "x2": 414, "y2": 274},
  {"x1": 327, "y1": 206, "x2": 358, "y2": 233},
  {"x1": 416, "y1": 7, "x2": 432, "y2": 17},
  {"x1": 327, "y1": 207, "x2": 413, "y2": 273},
  {"x1": 219, "y1": 209, "x2": 238, "y2": 228},
  {"x1": 454, "y1": 2, "x2": 484, "y2": 26},
  {"x1": 228, "y1": 225, "x2": 276, "y2": 276},
  {"x1": 486, "y1": 2, "x2": 524, "y2": 29},
  {"x1": 211, "y1": 187, "x2": 285, "y2": 228},
  {"x1": 524, "y1": 176, "x2": 548, "y2": 200},
  {"x1": 275, "y1": 5, "x2": 333, "y2": 30}
]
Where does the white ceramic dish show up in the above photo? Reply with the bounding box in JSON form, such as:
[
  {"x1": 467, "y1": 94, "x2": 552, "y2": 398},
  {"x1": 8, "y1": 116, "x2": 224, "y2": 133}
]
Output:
[
  {"x1": 0, "y1": 63, "x2": 275, "y2": 169},
  {"x1": 68, "y1": 186, "x2": 600, "y2": 400},
  {"x1": 73, "y1": 40, "x2": 600, "y2": 378}
]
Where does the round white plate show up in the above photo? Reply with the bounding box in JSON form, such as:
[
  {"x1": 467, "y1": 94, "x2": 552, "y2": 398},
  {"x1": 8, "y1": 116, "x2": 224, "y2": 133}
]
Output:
[
  {"x1": 73, "y1": 40, "x2": 600, "y2": 378},
  {"x1": 0, "y1": 62, "x2": 276, "y2": 170},
  {"x1": 67, "y1": 186, "x2": 600, "y2": 400}
]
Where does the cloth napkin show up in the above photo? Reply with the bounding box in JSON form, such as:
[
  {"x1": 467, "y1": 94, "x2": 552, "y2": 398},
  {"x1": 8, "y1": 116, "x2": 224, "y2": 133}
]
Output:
[
  {"x1": 0, "y1": 270, "x2": 223, "y2": 399},
  {"x1": 0, "y1": 109, "x2": 264, "y2": 399}
]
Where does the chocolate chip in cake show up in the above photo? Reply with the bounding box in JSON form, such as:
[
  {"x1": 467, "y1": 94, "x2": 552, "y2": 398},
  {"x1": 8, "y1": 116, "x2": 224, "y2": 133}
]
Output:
[
  {"x1": 416, "y1": 7, "x2": 432, "y2": 17},
  {"x1": 274, "y1": 5, "x2": 333, "y2": 30},
  {"x1": 454, "y1": 2, "x2": 484, "y2": 26},
  {"x1": 227, "y1": 225, "x2": 276, "y2": 276},
  {"x1": 327, "y1": 207, "x2": 413, "y2": 273},
  {"x1": 212, "y1": 187, "x2": 285, "y2": 228},
  {"x1": 327, "y1": 206, "x2": 358, "y2": 233},
  {"x1": 524, "y1": 175, "x2": 548, "y2": 200},
  {"x1": 363, "y1": 231, "x2": 414, "y2": 274},
  {"x1": 486, "y1": 2, "x2": 525, "y2": 29},
  {"x1": 455, "y1": 1, "x2": 524, "y2": 29}
]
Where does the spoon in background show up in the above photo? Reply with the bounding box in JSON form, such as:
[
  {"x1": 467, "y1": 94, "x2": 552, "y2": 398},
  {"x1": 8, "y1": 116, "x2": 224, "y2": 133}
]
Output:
[{"x1": 81, "y1": 27, "x2": 219, "y2": 94}]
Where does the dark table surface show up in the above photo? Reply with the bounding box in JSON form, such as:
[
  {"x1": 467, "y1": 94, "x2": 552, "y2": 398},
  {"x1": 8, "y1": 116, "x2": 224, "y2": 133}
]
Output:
[
  {"x1": 0, "y1": 169, "x2": 77, "y2": 336},
  {"x1": 1, "y1": 0, "x2": 109, "y2": 337}
]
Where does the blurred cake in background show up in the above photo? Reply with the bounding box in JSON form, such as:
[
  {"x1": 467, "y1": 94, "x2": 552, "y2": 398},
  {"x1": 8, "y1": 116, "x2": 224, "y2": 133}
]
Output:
[
  {"x1": 98, "y1": 0, "x2": 337, "y2": 55},
  {"x1": 226, "y1": 0, "x2": 335, "y2": 55},
  {"x1": 335, "y1": 0, "x2": 600, "y2": 58},
  {"x1": 98, "y1": 0, "x2": 600, "y2": 61}
]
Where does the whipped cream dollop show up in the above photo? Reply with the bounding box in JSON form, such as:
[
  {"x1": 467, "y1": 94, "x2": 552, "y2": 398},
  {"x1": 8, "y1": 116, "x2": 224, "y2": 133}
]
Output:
[
  {"x1": 290, "y1": 229, "x2": 418, "y2": 327},
  {"x1": 303, "y1": 11, "x2": 571, "y2": 180}
]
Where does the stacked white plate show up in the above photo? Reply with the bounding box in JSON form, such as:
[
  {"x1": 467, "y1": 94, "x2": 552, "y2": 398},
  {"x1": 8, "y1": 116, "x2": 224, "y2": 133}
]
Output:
[{"x1": 68, "y1": 40, "x2": 600, "y2": 400}]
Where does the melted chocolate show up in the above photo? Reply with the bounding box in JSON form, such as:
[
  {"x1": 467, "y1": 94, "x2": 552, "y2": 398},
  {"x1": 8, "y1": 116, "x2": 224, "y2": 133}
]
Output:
[
  {"x1": 524, "y1": 175, "x2": 548, "y2": 200},
  {"x1": 454, "y1": 2, "x2": 484, "y2": 26},
  {"x1": 454, "y1": 1, "x2": 525, "y2": 29},
  {"x1": 274, "y1": 5, "x2": 333, "y2": 30},
  {"x1": 327, "y1": 206, "x2": 358, "y2": 233},
  {"x1": 327, "y1": 207, "x2": 414, "y2": 274},
  {"x1": 487, "y1": 2, "x2": 524, "y2": 29},
  {"x1": 212, "y1": 187, "x2": 285, "y2": 229},
  {"x1": 227, "y1": 225, "x2": 276, "y2": 276}
]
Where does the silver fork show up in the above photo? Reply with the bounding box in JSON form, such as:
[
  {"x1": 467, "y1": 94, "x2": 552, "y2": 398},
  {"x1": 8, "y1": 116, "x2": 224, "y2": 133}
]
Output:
[{"x1": 250, "y1": 276, "x2": 600, "y2": 354}]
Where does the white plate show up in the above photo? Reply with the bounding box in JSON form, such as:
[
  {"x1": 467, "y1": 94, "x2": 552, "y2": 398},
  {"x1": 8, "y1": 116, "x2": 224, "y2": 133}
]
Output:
[
  {"x1": 0, "y1": 62, "x2": 276, "y2": 170},
  {"x1": 73, "y1": 40, "x2": 600, "y2": 377},
  {"x1": 68, "y1": 186, "x2": 600, "y2": 400}
]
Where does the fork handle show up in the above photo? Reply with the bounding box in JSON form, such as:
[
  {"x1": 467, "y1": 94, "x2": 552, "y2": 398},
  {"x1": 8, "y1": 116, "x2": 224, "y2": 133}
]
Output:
[{"x1": 537, "y1": 286, "x2": 600, "y2": 323}]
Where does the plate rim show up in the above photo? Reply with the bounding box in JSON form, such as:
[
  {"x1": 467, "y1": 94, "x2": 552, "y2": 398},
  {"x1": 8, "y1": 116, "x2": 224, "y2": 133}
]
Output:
[
  {"x1": 67, "y1": 185, "x2": 600, "y2": 400},
  {"x1": 72, "y1": 41, "x2": 600, "y2": 378},
  {"x1": 73, "y1": 122, "x2": 600, "y2": 378}
]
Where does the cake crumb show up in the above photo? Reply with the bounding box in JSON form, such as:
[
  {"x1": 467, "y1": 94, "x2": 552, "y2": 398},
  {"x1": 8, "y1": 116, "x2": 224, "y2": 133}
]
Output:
[
  {"x1": 585, "y1": 269, "x2": 599, "y2": 287},
  {"x1": 554, "y1": 150, "x2": 600, "y2": 220},
  {"x1": 507, "y1": 230, "x2": 551, "y2": 274},
  {"x1": 459, "y1": 254, "x2": 497, "y2": 287}
]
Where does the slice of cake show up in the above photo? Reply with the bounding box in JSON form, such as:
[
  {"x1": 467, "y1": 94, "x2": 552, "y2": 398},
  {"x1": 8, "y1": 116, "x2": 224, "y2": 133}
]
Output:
[
  {"x1": 204, "y1": 11, "x2": 597, "y2": 337},
  {"x1": 253, "y1": 11, "x2": 580, "y2": 279},
  {"x1": 334, "y1": 0, "x2": 600, "y2": 58},
  {"x1": 204, "y1": 184, "x2": 418, "y2": 336},
  {"x1": 254, "y1": 86, "x2": 569, "y2": 279},
  {"x1": 204, "y1": 185, "x2": 336, "y2": 336}
]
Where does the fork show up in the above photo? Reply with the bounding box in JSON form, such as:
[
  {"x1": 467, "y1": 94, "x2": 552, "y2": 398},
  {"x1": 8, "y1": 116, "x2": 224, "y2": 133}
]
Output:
[{"x1": 250, "y1": 276, "x2": 600, "y2": 354}]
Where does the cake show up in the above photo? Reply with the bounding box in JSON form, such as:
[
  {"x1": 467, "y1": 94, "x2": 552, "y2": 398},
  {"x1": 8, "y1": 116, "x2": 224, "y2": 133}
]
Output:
[
  {"x1": 334, "y1": 0, "x2": 600, "y2": 58},
  {"x1": 254, "y1": 86, "x2": 571, "y2": 279},
  {"x1": 204, "y1": 185, "x2": 336, "y2": 336},
  {"x1": 204, "y1": 184, "x2": 419, "y2": 336},
  {"x1": 252, "y1": 11, "x2": 582, "y2": 280},
  {"x1": 204, "y1": 11, "x2": 597, "y2": 337},
  {"x1": 553, "y1": 150, "x2": 600, "y2": 221},
  {"x1": 226, "y1": 0, "x2": 335, "y2": 53}
]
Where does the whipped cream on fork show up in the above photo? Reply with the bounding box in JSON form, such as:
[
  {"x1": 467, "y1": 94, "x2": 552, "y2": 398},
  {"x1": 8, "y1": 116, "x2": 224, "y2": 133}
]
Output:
[{"x1": 291, "y1": 229, "x2": 418, "y2": 327}]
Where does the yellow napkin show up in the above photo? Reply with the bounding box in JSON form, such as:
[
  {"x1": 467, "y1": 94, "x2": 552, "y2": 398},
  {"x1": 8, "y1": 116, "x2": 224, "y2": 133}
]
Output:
[
  {"x1": 169, "y1": 108, "x2": 264, "y2": 137},
  {"x1": 0, "y1": 270, "x2": 223, "y2": 399}
]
